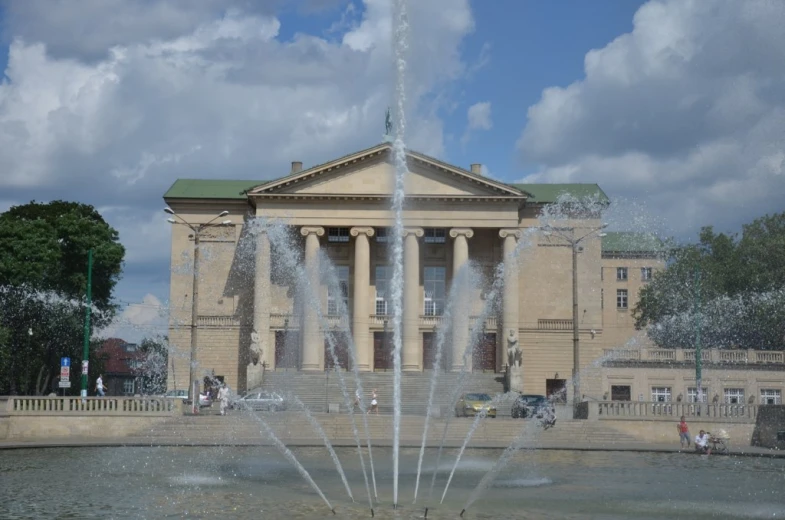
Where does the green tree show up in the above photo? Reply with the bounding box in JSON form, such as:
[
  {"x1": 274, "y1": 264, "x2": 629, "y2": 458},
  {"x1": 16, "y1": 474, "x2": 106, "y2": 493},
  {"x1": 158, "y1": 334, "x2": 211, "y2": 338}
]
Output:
[
  {"x1": 0, "y1": 201, "x2": 125, "y2": 394},
  {"x1": 634, "y1": 212, "x2": 785, "y2": 350}
]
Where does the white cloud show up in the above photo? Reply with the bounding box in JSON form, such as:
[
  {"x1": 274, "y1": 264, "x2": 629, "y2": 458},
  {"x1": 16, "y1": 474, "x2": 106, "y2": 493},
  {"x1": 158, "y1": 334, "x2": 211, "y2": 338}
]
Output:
[
  {"x1": 517, "y1": 0, "x2": 785, "y2": 237},
  {"x1": 0, "y1": 0, "x2": 476, "y2": 309},
  {"x1": 461, "y1": 100, "x2": 492, "y2": 145},
  {"x1": 99, "y1": 293, "x2": 168, "y2": 342}
]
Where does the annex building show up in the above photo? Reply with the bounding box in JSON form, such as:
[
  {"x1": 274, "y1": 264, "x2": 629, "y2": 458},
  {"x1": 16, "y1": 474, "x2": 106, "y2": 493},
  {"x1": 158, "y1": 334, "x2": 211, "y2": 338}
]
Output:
[{"x1": 164, "y1": 142, "x2": 784, "y2": 405}]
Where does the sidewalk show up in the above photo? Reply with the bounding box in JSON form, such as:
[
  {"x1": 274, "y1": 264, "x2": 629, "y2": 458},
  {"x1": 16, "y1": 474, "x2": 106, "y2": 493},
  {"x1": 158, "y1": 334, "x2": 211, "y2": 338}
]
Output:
[{"x1": 0, "y1": 436, "x2": 781, "y2": 457}]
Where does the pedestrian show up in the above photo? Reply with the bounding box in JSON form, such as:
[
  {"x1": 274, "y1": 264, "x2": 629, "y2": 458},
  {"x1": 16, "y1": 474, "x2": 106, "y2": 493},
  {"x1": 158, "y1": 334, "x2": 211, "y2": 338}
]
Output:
[
  {"x1": 369, "y1": 388, "x2": 378, "y2": 415},
  {"x1": 677, "y1": 415, "x2": 690, "y2": 448},
  {"x1": 354, "y1": 388, "x2": 362, "y2": 411},
  {"x1": 217, "y1": 383, "x2": 230, "y2": 416},
  {"x1": 95, "y1": 374, "x2": 107, "y2": 397}
]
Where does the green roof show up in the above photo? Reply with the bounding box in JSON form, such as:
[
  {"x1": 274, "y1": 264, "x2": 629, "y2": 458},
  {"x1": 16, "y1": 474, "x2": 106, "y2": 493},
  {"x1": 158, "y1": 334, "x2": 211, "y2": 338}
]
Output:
[
  {"x1": 509, "y1": 183, "x2": 609, "y2": 204},
  {"x1": 602, "y1": 231, "x2": 669, "y2": 254},
  {"x1": 164, "y1": 179, "x2": 267, "y2": 200}
]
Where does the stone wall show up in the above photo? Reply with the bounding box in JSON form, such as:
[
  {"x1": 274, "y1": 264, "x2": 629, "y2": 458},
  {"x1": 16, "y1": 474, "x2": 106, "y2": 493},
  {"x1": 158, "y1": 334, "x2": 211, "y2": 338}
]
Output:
[{"x1": 752, "y1": 405, "x2": 785, "y2": 449}]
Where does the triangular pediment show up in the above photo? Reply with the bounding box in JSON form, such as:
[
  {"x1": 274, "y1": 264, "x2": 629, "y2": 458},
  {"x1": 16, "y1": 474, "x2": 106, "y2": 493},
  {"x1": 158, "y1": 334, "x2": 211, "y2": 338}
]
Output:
[{"x1": 248, "y1": 143, "x2": 525, "y2": 199}]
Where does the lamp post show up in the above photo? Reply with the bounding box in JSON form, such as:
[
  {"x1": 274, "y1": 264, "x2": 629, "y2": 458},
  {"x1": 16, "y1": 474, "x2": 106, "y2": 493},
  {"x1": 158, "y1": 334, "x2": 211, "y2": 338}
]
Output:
[
  {"x1": 165, "y1": 208, "x2": 232, "y2": 413},
  {"x1": 541, "y1": 223, "x2": 608, "y2": 406}
]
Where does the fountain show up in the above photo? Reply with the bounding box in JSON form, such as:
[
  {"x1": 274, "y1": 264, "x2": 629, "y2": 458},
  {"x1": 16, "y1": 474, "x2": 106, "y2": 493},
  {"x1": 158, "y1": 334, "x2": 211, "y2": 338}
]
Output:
[{"x1": 3, "y1": 2, "x2": 784, "y2": 519}]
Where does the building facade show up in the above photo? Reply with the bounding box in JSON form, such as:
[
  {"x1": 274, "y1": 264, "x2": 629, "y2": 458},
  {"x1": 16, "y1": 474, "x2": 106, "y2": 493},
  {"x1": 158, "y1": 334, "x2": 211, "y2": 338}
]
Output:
[{"x1": 164, "y1": 143, "x2": 669, "y2": 398}]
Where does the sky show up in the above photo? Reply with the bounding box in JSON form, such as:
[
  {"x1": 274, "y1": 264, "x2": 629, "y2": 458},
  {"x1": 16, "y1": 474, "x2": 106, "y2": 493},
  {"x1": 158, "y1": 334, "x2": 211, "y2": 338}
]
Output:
[{"x1": 0, "y1": 0, "x2": 783, "y2": 342}]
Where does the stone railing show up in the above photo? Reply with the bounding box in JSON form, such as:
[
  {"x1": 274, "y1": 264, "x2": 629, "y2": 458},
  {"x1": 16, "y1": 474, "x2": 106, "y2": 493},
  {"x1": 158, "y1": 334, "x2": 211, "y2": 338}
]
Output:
[
  {"x1": 197, "y1": 315, "x2": 241, "y2": 328},
  {"x1": 580, "y1": 401, "x2": 758, "y2": 423},
  {"x1": 6, "y1": 396, "x2": 181, "y2": 416},
  {"x1": 270, "y1": 313, "x2": 298, "y2": 329},
  {"x1": 603, "y1": 348, "x2": 784, "y2": 365},
  {"x1": 538, "y1": 319, "x2": 573, "y2": 330},
  {"x1": 420, "y1": 315, "x2": 443, "y2": 327}
]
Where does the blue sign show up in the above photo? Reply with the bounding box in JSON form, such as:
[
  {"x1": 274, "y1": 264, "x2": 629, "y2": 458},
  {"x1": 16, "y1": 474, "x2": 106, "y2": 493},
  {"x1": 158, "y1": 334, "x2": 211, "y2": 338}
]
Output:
[{"x1": 61, "y1": 357, "x2": 70, "y2": 367}]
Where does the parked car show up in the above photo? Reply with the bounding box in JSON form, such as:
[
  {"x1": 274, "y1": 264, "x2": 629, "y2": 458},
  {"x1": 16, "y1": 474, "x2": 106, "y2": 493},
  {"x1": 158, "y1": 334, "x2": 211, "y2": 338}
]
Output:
[
  {"x1": 163, "y1": 389, "x2": 212, "y2": 408},
  {"x1": 511, "y1": 394, "x2": 550, "y2": 419},
  {"x1": 231, "y1": 391, "x2": 288, "y2": 411},
  {"x1": 455, "y1": 393, "x2": 497, "y2": 418}
]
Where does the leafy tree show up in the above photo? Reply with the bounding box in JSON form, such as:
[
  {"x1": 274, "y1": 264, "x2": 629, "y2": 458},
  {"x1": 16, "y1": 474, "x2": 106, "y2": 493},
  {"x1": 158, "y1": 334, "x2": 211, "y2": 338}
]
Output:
[
  {"x1": 0, "y1": 201, "x2": 125, "y2": 394},
  {"x1": 634, "y1": 212, "x2": 785, "y2": 350}
]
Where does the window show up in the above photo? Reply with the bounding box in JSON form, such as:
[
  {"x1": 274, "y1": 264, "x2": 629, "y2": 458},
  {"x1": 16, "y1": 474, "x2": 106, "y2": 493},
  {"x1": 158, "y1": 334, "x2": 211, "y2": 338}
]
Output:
[
  {"x1": 424, "y1": 228, "x2": 446, "y2": 244},
  {"x1": 651, "y1": 387, "x2": 672, "y2": 402},
  {"x1": 616, "y1": 267, "x2": 628, "y2": 281},
  {"x1": 616, "y1": 289, "x2": 628, "y2": 309},
  {"x1": 687, "y1": 387, "x2": 708, "y2": 403},
  {"x1": 376, "y1": 228, "x2": 390, "y2": 243},
  {"x1": 123, "y1": 379, "x2": 134, "y2": 395},
  {"x1": 641, "y1": 267, "x2": 652, "y2": 281},
  {"x1": 328, "y1": 266, "x2": 349, "y2": 314},
  {"x1": 724, "y1": 388, "x2": 744, "y2": 404},
  {"x1": 327, "y1": 227, "x2": 349, "y2": 243},
  {"x1": 760, "y1": 389, "x2": 781, "y2": 405},
  {"x1": 424, "y1": 266, "x2": 446, "y2": 316},
  {"x1": 375, "y1": 265, "x2": 391, "y2": 315}
]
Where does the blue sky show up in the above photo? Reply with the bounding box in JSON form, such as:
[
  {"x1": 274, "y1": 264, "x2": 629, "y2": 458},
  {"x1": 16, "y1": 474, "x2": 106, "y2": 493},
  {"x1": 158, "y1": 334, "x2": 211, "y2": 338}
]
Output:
[{"x1": 0, "y1": 0, "x2": 783, "y2": 340}]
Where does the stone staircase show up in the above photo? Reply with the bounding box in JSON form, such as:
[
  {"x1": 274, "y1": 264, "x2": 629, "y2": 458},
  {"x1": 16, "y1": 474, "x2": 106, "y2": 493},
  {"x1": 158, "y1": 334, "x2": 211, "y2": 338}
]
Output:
[{"x1": 259, "y1": 371, "x2": 506, "y2": 415}]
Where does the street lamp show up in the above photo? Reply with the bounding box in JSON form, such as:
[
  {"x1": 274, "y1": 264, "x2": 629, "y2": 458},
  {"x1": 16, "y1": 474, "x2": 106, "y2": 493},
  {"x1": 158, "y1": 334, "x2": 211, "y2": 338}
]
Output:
[
  {"x1": 541, "y1": 223, "x2": 608, "y2": 407},
  {"x1": 165, "y1": 207, "x2": 231, "y2": 413}
]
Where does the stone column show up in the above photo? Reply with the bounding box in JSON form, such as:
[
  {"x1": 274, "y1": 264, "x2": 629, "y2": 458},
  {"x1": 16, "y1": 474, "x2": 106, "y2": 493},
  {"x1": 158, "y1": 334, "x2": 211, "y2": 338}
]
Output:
[
  {"x1": 449, "y1": 228, "x2": 474, "y2": 371},
  {"x1": 249, "y1": 230, "x2": 270, "y2": 388},
  {"x1": 403, "y1": 227, "x2": 424, "y2": 371},
  {"x1": 350, "y1": 227, "x2": 374, "y2": 371},
  {"x1": 500, "y1": 229, "x2": 522, "y2": 389},
  {"x1": 300, "y1": 226, "x2": 325, "y2": 371}
]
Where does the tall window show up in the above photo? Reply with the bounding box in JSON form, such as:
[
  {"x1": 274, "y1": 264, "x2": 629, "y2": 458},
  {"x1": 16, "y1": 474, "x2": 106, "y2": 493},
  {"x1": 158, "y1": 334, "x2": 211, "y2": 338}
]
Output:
[
  {"x1": 687, "y1": 387, "x2": 708, "y2": 403},
  {"x1": 424, "y1": 228, "x2": 446, "y2": 244},
  {"x1": 724, "y1": 388, "x2": 744, "y2": 404},
  {"x1": 641, "y1": 267, "x2": 652, "y2": 281},
  {"x1": 760, "y1": 389, "x2": 781, "y2": 405},
  {"x1": 616, "y1": 289, "x2": 628, "y2": 309},
  {"x1": 616, "y1": 267, "x2": 628, "y2": 281},
  {"x1": 651, "y1": 387, "x2": 671, "y2": 402},
  {"x1": 424, "y1": 266, "x2": 446, "y2": 316},
  {"x1": 327, "y1": 227, "x2": 349, "y2": 242},
  {"x1": 375, "y1": 266, "x2": 391, "y2": 315},
  {"x1": 123, "y1": 379, "x2": 134, "y2": 395},
  {"x1": 328, "y1": 266, "x2": 349, "y2": 314}
]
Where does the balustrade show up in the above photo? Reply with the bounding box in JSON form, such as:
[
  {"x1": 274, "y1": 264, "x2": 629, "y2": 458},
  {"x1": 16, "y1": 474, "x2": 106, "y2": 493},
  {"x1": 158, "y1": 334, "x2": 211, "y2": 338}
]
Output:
[
  {"x1": 6, "y1": 396, "x2": 179, "y2": 416},
  {"x1": 602, "y1": 348, "x2": 783, "y2": 366},
  {"x1": 591, "y1": 401, "x2": 757, "y2": 423}
]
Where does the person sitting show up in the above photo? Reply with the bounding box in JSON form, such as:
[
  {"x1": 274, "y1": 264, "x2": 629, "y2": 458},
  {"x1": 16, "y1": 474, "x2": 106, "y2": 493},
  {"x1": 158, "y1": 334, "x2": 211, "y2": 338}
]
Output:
[{"x1": 694, "y1": 429, "x2": 712, "y2": 455}]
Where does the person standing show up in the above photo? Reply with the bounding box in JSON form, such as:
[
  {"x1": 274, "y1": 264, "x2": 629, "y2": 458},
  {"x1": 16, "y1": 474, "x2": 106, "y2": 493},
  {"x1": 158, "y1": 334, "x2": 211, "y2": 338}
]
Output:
[
  {"x1": 677, "y1": 416, "x2": 690, "y2": 448},
  {"x1": 369, "y1": 389, "x2": 378, "y2": 415},
  {"x1": 95, "y1": 374, "x2": 107, "y2": 397},
  {"x1": 217, "y1": 384, "x2": 230, "y2": 416}
]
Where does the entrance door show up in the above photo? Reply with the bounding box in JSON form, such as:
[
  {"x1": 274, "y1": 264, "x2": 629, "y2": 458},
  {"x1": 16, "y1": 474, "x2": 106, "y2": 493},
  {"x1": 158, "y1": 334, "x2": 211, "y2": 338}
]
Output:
[
  {"x1": 472, "y1": 333, "x2": 496, "y2": 372},
  {"x1": 422, "y1": 332, "x2": 445, "y2": 370},
  {"x1": 373, "y1": 331, "x2": 393, "y2": 371},
  {"x1": 324, "y1": 331, "x2": 350, "y2": 370},
  {"x1": 611, "y1": 385, "x2": 631, "y2": 401},
  {"x1": 546, "y1": 379, "x2": 567, "y2": 403},
  {"x1": 275, "y1": 330, "x2": 299, "y2": 369}
]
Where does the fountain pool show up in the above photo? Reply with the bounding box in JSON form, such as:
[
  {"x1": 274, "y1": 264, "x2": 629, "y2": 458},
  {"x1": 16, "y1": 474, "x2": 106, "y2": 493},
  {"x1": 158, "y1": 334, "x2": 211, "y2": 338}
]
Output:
[{"x1": 2, "y1": 446, "x2": 783, "y2": 519}]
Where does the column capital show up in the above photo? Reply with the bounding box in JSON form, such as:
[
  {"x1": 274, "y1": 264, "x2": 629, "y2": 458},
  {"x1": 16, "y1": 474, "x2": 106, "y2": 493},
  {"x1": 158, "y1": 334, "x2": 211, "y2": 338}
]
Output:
[
  {"x1": 449, "y1": 228, "x2": 474, "y2": 239},
  {"x1": 402, "y1": 227, "x2": 424, "y2": 238},
  {"x1": 499, "y1": 228, "x2": 522, "y2": 239},
  {"x1": 350, "y1": 226, "x2": 375, "y2": 238},
  {"x1": 300, "y1": 226, "x2": 325, "y2": 237}
]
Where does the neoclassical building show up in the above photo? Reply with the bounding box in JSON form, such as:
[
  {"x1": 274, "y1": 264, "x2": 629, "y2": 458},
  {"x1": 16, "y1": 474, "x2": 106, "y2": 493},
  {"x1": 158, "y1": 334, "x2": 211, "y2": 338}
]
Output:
[{"x1": 164, "y1": 142, "x2": 666, "y2": 398}]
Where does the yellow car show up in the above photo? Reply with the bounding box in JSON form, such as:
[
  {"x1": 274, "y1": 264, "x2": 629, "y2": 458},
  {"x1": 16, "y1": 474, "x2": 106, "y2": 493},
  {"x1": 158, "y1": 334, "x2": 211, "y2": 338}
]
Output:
[{"x1": 455, "y1": 393, "x2": 497, "y2": 418}]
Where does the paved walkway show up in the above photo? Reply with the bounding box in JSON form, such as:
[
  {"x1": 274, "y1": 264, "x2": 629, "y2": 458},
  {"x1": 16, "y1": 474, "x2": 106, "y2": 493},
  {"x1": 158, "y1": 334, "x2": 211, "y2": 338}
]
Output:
[{"x1": 1, "y1": 436, "x2": 781, "y2": 457}]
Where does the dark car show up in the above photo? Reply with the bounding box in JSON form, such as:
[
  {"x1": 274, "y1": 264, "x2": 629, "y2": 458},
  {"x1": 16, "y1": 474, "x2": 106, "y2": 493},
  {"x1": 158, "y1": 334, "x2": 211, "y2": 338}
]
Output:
[{"x1": 511, "y1": 394, "x2": 550, "y2": 419}]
